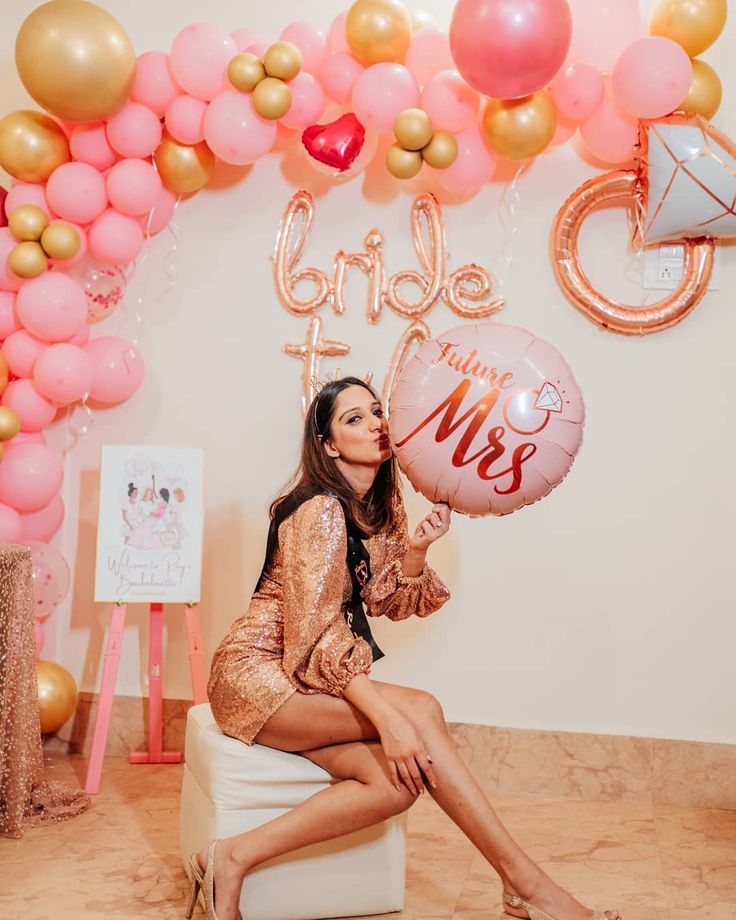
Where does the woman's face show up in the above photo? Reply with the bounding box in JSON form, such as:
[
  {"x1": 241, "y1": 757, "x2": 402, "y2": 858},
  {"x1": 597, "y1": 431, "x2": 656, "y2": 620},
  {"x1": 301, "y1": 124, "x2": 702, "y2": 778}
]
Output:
[{"x1": 323, "y1": 384, "x2": 391, "y2": 468}]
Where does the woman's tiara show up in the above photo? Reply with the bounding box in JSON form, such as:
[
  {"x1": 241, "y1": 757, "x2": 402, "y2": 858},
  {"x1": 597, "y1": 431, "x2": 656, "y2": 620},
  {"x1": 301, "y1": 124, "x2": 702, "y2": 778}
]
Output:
[{"x1": 309, "y1": 369, "x2": 374, "y2": 396}]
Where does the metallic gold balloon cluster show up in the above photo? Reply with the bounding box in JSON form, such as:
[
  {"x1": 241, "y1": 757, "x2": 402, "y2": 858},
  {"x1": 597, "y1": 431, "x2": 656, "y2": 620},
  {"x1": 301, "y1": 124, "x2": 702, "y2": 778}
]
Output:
[
  {"x1": 0, "y1": 110, "x2": 71, "y2": 184},
  {"x1": 228, "y1": 41, "x2": 303, "y2": 121},
  {"x1": 5, "y1": 205, "x2": 81, "y2": 280},
  {"x1": 386, "y1": 108, "x2": 458, "y2": 180}
]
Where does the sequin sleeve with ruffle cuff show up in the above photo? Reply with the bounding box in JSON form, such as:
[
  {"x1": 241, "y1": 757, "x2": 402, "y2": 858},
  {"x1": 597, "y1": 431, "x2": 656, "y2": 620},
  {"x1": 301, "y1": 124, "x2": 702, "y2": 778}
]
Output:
[{"x1": 281, "y1": 494, "x2": 373, "y2": 697}]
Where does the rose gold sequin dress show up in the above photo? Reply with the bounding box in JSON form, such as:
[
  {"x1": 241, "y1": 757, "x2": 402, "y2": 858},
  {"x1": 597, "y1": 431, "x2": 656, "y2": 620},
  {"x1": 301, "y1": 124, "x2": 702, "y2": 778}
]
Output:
[{"x1": 208, "y1": 492, "x2": 450, "y2": 744}]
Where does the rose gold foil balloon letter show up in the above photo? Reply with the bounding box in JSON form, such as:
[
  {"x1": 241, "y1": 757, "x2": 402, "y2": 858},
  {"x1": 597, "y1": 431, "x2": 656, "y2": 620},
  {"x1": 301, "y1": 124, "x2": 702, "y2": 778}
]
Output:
[{"x1": 274, "y1": 191, "x2": 333, "y2": 316}]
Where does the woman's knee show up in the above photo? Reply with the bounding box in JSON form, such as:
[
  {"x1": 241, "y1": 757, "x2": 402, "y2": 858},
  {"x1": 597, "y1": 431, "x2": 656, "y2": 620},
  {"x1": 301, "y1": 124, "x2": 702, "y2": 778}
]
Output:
[
  {"x1": 407, "y1": 689, "x2": 446, "y2": 729},
  {"x1": 370, "y1": 777, "x2": 416, "y2": 819}
]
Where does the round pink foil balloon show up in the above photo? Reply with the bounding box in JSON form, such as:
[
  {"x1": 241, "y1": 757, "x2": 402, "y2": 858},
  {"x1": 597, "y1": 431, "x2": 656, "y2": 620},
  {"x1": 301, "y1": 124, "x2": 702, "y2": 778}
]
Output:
[
  {"x1": 106, "y1": 159, "x2": 162, "y2": 217},
  {"x1": 449, "y1": 0, "x2": 572, "y2": 100},
  {"x1": 69, "y1": 124, "x2": 118, "y2": 171},
  {"x1": 567, "y1": 0, "x2": 643, "y2": 73},
  {"x1": 34, "y1": 343, "x2": 94, "y2": 405},
  {"x1": 46, "y1": 162, "x2": 108, "y2": 225},
  {"x1": 203, "y1": 91, "x2": 277, "y2": 165},
  {"x1": 1, "y1": 379, "x2": 56, "y2": 432},
  {"x1": 405, "y1": 27, "x2": 454, "y2": 88},
  {"x1": 280, "y1": 21, "x2": 328, "y2": 75},
  {"x1": 0, "y1": 442, "x2": 63, "y2": 512},
  {"x1": 389, "y1": 323, "x2": 584, "y2": 516},
  {"x1": 3, "y1": 330, "x2": 47, "y2": 378},
  {"x1": 165, "y1": 95, "x2": 208, "y2": 145},
  {"x1": 26, "y1": 540, "x2": 71, "y2": 619},
  {"x1": 84, "y1": 335, "x2": 145, "y2": 403},
  {"x1": 16, "y1": 272, "x2": 87, "y2": 342},
  {"x1": 319, "y1": 53, "x2": 364, "y2": 104},
  {"x1": 21, "y1": 494, "x2": 65, "y2": 543},
  {"x1": 612, "y1": 37, "x2": 692, "y2": 119},
  {"x1": 0, "y1": 502, "x2": 23, "y2": 542},
  {"x1": 551, "y1": 64, "x2": 604, "y2": 122},
  {"x1": 421, "y1": 69, "x2": 479, "y2": 133},
  {"x1": 170, "y1": 23, "x2": 238, "y2": 101},
  {"x1": 132, "y1": 51, "x2": 180, "y2": 116},
  {"x1": 352, "y1": 63, "x2": 420, "y2": 133}
]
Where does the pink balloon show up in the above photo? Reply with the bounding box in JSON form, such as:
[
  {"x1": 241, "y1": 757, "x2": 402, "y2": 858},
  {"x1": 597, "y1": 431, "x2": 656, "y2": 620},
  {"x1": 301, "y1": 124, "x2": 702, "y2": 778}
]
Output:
[
  {"x1": 549, "y1": 114, "x2": 577, "y2": 147},
  {"x1": 281, "y1": 74, "x2": 326, "y2": 130},
  {"x1": 106, "y1": 159, "x2": 162, "y2": 217},
  {"x1": 6, "y1": 429, "x2": 46, "y2": 449},
  {"x1": 34, "y1": 619, "x2": 44, "y2": 657},
  {"x1": 428, "y1": 124, "x2": 494, "y2": 193},
  {"x1": 328, "y1": 12, "x2": 350, "y2": 53},
  {"x1": 26, "y1": 540, "x2": 70, "y2": 619},
  {"x1": 106, "y1": 102, "x2": 163, "y2": 159},
  {"x1": 203, "y1": 91, "x2": 277, "y2": 165},
  {"x1": 245, "y1": 42, "x2": 270, "y2": 60},
  {"x1": 5, "y1": 183, "x2": 53, "y2": 220},
  {"x1": 568, "y1": 0, "x2": 644, "y2": 73},
  {"x1": 88, "y1": 209, "x2": 144, "y2": 265},
  {"x1": 132, "y1": 51, "x2": 180, "y2": 116},
  {"x1": 0, "y1": 228, "x2": 24, "y2": 293},
  {"x1": 406, "y1": 27, "x2": 454, "y2": 88},
  {"x1": 421, "y1": 69, "x2": 479, "y2": 133},
  {"x1": 319, "y1": 53, "x2": 364, "y2": 105},
  {"x1": 47, "y1": 220, "x2": 87, "y2": 269},
  {"x1": 352, "y1": 64, "x2": 420, "y2": 133},
  {"x1": 389, "y1": 322, "x2": 585, "y2": 516},
  {"x1": 46, "y1": 162, "x2": 107, "y2": 225},
  {"x1": 580, "y1": 82, "x2": 638, "y2": 164},
  {"x1": 449, "y1": 0, "x2": 572, "y2": 99},
  {"x1": 170, "y1": 23, "x2": 238, "y2": 101},
  {"x1": 0, "y1": 503, "x2": 23, "y2": 542},
  {"x1": 0, "y1": 187, "x2": 5, "y2": 227},
  {"x1": 280, "y1": 21, "x2": 328, "y2": 75},
  {"x1": 0, "y1": 291, "x2": 19, "y2": 340},
  {"x1": 145, "y1": 186, "x2": 177, "y2": 235},
  {"x1": 231, "y1": 28, "x2": 269, "y2": 52},
  {"x1": 612, "y1": 38, "x2": 692, "y2": 119},
  {"x1": 33, "y1": 343, "x2": 94, "y2": 405},
  {"x1": 20, "y1": 494, "x2": 65, "y2": 543},
  {"x1": 165, "y1": 95, "x2": 208, "y2": 144},
  {"x1": 1, "y1": 379, "x2": 56, "y2": 432},
  {"x1": 16, "y1": 272, "x2": 87, "y2": 341},
  {"x1": 3, "y1": 330, "x2": 47, "y2": 378},
  {"x1": 84, "y1": 336, "x2": 145, "y2": 403},
  {"x1": 551, "y1": 64, "x2": 604, "y2": 122},
  {"x1": 69, "y1": 123, "x2": 118, "y2": 170},
  {"x1": 0, "y1": 442, "x2": 63, "y2": 511},
  {"x1": 67, "y1": 321, "x2": 90, "y2": 347}
]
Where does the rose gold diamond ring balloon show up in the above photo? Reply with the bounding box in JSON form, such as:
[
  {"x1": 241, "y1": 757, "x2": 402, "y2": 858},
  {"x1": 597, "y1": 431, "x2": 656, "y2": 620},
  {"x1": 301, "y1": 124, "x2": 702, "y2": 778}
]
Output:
[
  {"x1": 388, "y1": 322, "x2": 584, "y2": 516},
  {"x1": 552, "y1": 114, "x2": 736, "y2": 335}
]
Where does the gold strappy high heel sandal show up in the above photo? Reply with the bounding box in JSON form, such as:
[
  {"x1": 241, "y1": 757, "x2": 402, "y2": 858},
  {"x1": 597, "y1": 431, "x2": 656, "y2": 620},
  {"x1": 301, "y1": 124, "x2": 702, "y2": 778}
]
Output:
[
  {"x1": 501, "y1": 890, "x2": 621, "y2": 920},
  {"x1": 186, "y1": 839, "x2": 243, "y2": 920}
]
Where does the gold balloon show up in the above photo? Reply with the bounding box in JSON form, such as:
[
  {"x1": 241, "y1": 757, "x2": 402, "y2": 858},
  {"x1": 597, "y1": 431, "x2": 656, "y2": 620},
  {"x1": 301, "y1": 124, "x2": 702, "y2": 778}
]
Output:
[
  {"x1": 0, "y1": 110, "x2": 70, "y2": 183},
  {"x1": 422, "y1": 131, "x2": 458, "y2": 169},
  {"x1": 395, "y1": 108, "x2": 433, "y2": 151},
  {"x1": 263, "y1": 42, "x2": 303, "y2": 82},
  {"x1": 482, "y1": 92, "x2": 557, "y2": 161},
  {"x1": 253, "y1": 78, "x2": 292, "y2": 120},
  {"x1": 154, "y1": 133, "x2": 214, "y2": 195},
  {"x1": 9, "y1": 241, "x2": 48, "y2": 279},
  {"x1": 15, "y1": 0, "x2": 136, "y2": 122},
  {"x1": 0, "y1": 405, "x2": 20, "y2": 441},
  {"x1": 36, "y1": 660, "x2": 79, "y2": 735},
  {"x1": 386, "y1": 143, "x2": 423, "y2": 179},
  {"x1": 0, "y1": 354, "x2": 9, "y2": 399},
  {"x1": 346, "y1": 0, "x2": 412, "y2": 66},
  {"x1": 41, "y1": 222, "x2": 81, "y2": 261},
  {"x1": 678, "y1": 58, "x2": 722, "y2": 120},
  {"x1": 228, "y1": 53, "x2": 267, "y2": 93},
  {"x1": 8, "y1": 204, "x2": 49, "y2": 242},
  {"x1": 650, "y1": 0, "x2": 727, "y2": 57}
]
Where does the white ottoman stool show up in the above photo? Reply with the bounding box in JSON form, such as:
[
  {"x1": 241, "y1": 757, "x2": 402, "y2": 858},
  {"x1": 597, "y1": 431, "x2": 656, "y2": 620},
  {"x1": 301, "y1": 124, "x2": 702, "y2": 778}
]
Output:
[{"x1": 179, "y1": 703, "x2": 407, "y2": 920}]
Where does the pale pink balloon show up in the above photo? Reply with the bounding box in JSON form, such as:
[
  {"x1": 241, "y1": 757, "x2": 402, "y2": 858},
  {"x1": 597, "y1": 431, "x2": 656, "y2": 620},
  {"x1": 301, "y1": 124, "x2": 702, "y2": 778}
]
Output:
[
  {"x1": 428, "y1": 124, "x2": 494, "y2": 193},
  {"x1": 0, "y1": 440, "x2": 64, "y2": 513},
  {"x1": 389, "y1": 322, "x2": 585, "y2": 516},
  {"x1": 0, "y1": 502, "x2": 22, "y2": 542},
  {"x1": 16, "y1": 272, "x2": 87, "y2": 341},
  {"x1": 421, "y1": 69, "x2": 479, "y2": 133},
  {"x1": 26, "y1": 540, "x2": 70, "y2": 618},
  {"x1": 33, "y1": 343, "x2": 94, "y2": 405},
  {"x1": 145, "y1": 186, "x2": 177, "y2": 235},
  {"x1": 47, "y1": 220, "x2": 88, "y2": 269},
  {"x1": 69, "y1": 123, "x2": 118, "y2": 170},
  {"x1": 6, "y1": 429, "x2": 46, "y2": 448},
  {"x1": 231, "y1": 27, "x2": 269, "y2": 52},
  {"x1": 551, "y1": 63, "x2": 604, "y2": 122},
  {"x1": 549, "y1": 114, "x2": 576, "y2": 147},
  {"x1": 132, "y1": 51, "x2": 180, "y2": 116},
  {"x1": 328, "y1": 12, "x2": 349, "y2": 52},
  {"x1": 165, "y1": 95, "x2": 207, "y2": 144},
  {"x1": 245, "y1": 43, "x2": 269, "y2": 59},
  {"x1": 0, "y1": 291, "x2": 19, "y2": 340},
  {"x1": 84, "y1": 336, "x2": 145, "y2": 403},
  {"x1": 203, "y1": 91, "x2": 277, "y2": 165},
  {"x1": 88, "y1": 209, "x2": 144, "y2": 265},
  {"x1": 20, "y1": 494, "x2": 65, "y2": 543},
  {"x1": 406, "y1": 27, "x2": 454, "y2": 88},
  {"x1": 281, "y1": 74, "x2": 326, "y2": 130},
  {"x1": 352, "y1": 64, "x2": 420, "y2": 133},
  {"x1": 0, "y1": 381, "x2": 56, "y2": 435},
  {"x1": 5, "y1": 183, "x2": 53, "y2": 219},
  {"x1": 612, "y1": 37, "x2": 692, "y2": 119},
  {"x1": 106, "y1": 159, "x2": 162, "y2": 217},
  {"x1": 106, "y1": 102, "x2": 163, "y2": 159},
  {"x1": 46, "y1": 162, "x2": 107, "y2": 225},
  {"x1": 34, "y1": 619, "x2": 44, "y2": 656},
  {"x1": 3, "y1": 330, "x2": 47, "y2": 378},
  {"x1": 0, "y1": 228, "x2": 24, "y2": 293},
  {"x1": 450, "y1": 0, "x2": 572, "y2": 99},
  {"x1": 280, "y1": 21, "x2": 328, "y2": 75},
  {"x1": 319, "y1": 53, "x2": 364, "y2": 104},
  {"x1": 67, "y1": 321, "x2": 90, "y2": 347},
  {"x1": 580, "y1": 83, "x2": 638, "y2": 164},
  {"x1": 568, "y1": 0, "x2": 644, "y2": 73},
  {"x1": 170, "y1": 23, "x2": 238, "y2": 101}
]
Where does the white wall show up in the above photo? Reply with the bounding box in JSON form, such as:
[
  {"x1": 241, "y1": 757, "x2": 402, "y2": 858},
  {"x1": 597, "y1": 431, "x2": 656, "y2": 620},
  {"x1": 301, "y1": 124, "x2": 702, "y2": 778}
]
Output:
[{"x1": 2, "y1": 1, "x2": 734, "y2": 744}]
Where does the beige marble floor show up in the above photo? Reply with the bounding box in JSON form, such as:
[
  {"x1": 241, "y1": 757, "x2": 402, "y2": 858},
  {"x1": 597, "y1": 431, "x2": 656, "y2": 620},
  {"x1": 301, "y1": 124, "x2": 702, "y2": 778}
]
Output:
[{"x1": 2, "y1": 754, "x2": 735, "y2": 920}]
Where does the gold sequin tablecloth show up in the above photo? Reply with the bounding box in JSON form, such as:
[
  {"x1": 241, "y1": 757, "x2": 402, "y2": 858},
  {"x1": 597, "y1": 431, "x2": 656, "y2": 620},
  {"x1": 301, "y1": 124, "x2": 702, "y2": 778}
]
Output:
[{"x1": 0, "y1": 544, "x2": 89, "y2": 838}]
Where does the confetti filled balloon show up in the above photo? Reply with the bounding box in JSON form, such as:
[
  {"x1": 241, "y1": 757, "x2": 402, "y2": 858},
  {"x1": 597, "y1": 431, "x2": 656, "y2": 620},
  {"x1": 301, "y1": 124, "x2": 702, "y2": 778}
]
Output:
[{"x1": 27, "y1": 539, "x2": 71, "y2": 619}]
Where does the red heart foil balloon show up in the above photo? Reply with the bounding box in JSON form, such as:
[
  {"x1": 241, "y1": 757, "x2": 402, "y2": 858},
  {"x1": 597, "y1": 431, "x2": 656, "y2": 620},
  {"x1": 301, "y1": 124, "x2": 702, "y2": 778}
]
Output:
[{"x1": 302, "y1": 113, "x2": 366, "y2": 173}]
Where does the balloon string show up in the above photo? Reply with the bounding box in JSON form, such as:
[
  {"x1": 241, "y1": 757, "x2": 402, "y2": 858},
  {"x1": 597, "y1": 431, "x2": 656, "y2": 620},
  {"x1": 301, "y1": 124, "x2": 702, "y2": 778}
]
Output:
[
  {"x1": 62, "y1": 396, "x2": 94, "y2": 458},
  {"x1": 624, "y1": 202, "x2": 655, "y2": 308},
  {"x1": 490, "y1": 163, "x2": 524, "y2": 302}
]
